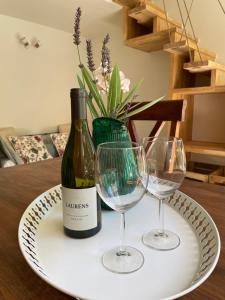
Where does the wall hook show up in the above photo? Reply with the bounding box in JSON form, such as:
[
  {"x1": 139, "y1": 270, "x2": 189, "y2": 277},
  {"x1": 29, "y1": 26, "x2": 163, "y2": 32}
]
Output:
[{"x1": 16, "y1": 33, "x2": 30, "y2": 48}]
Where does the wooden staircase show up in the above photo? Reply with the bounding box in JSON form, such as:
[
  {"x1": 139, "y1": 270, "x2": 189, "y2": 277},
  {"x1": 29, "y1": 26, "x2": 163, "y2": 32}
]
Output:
[
  {"x1": 114, "y1": 0, "x2": 225, "y2": 183},
  {"x1": 164, "y1": 41, "x2": 216, "y2": 62}
]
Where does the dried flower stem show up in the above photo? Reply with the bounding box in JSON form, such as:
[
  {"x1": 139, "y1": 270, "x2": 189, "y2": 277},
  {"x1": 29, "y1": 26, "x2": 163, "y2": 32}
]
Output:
[{"x1": 76, "y1": 46, "x2": 83, "y2": 68}]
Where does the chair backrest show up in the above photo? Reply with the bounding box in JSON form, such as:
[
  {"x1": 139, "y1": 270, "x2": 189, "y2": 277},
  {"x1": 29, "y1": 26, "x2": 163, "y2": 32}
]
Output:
[{"x1": 127, "y1": 99, "x2": 186, "y2": 142}]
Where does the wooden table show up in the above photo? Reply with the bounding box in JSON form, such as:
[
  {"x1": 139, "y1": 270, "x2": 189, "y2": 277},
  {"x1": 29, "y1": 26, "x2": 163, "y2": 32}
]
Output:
[{"x1": 0, "y1": 159, "x2": 224, "y2": 300}]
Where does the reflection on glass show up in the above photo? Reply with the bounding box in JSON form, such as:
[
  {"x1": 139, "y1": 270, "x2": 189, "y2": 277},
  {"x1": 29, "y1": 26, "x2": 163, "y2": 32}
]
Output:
[
  {"x1": 95, "y1": 141, "x2": 148, "y2": 273},
  {"x1": 142, "y1": 137, "x2": 186, "y2": 251}
]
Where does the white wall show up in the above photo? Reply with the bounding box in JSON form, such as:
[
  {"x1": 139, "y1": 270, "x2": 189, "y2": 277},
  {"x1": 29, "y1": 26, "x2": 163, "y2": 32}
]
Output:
[
  {"x1": 0, "y1": 12, "x2": 170, "y2": 138},
  {"x1": 0, "y1": 14, "x2": 76, "y2": 134}
]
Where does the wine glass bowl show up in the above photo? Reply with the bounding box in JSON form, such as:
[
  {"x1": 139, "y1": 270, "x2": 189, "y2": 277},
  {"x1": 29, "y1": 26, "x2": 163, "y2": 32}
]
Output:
[
  {"x1": 95, "y1": 141, "x2": 148, "y2": 273},
  {"x1": 143, "y1": 137, "x2": 186, "y2": 251}
]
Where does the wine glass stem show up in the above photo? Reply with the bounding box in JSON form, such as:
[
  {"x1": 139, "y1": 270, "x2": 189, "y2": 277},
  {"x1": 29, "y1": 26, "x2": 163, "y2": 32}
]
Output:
[
  {"x1": 158, "y1": 198, "x2": 165, "y2": 236},
  {"x1": 119, "y1": 212, "x2": 126, "y2": 254}
]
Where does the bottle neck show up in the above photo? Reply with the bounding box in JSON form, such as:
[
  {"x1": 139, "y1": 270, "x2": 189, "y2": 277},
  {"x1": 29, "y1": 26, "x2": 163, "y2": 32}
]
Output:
[
  {"x1": 71, "y1": 97, "x2": 87, "y2": 121},
  {"x1": 71, "y1": 119, "x2": 88, "y2": 129}
]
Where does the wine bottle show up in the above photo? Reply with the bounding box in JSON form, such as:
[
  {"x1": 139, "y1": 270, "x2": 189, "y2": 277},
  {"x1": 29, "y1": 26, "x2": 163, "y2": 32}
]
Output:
[{"x1": 61, "y1": 88, "x2": 101, "y2": 238}]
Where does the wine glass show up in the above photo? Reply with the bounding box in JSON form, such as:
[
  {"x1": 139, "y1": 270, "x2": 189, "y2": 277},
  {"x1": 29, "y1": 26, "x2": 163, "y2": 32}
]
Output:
[
  {"x1": 142, "y1": 137, "x2": 186, "y2": 251},
  {"x1": 95, "y1": 141, "x2": 148, "y2": 274}
]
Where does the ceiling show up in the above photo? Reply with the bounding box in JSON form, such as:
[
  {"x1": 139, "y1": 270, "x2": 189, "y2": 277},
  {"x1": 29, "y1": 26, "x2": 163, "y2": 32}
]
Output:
[{"x1": 0, "y1": 0, "x2": 121, "y2": 36}]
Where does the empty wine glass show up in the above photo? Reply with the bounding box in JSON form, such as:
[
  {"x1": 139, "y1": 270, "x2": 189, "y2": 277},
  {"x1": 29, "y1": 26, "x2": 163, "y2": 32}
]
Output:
[
  {"x1": 142, "y1": 137, "x2": 186, "y2": 251},
  {"x1": 95, "y1": 141, "x2": 148, "y2": 274}
]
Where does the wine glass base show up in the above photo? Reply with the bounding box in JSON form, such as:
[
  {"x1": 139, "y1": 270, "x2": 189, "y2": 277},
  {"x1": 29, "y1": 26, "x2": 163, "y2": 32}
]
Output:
[
  {"x1": 142, "y1": 229, "x2": 180, "y2": 251},
  {"x1": 102, "y1": 246, "x2": 144, "y2": 274}
]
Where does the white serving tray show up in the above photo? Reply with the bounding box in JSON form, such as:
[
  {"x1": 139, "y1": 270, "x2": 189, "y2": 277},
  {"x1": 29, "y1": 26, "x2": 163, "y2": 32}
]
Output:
[{"x1": 18, "y1": 185, "x2": 220, "y2": 300}]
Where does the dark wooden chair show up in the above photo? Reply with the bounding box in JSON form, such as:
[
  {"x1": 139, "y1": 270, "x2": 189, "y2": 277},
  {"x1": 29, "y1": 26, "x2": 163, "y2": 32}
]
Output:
[{"x1": 127, "y1": 99, "x2": 186, "y2": 142}]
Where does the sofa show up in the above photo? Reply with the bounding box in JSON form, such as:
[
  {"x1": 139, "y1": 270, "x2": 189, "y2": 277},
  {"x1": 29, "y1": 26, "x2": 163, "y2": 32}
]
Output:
[{"x1": 0, "y1": 124, "x2": 70, "y2": 168}]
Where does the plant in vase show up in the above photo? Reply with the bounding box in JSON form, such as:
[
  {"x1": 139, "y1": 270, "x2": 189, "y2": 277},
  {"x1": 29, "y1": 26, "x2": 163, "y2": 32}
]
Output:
[{"x1": 73, "y1": 7, "x2": 164, "y2": 209}]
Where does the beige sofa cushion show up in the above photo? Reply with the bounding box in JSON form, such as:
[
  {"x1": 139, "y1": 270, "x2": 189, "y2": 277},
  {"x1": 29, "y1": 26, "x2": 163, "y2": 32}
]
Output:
[
  {"x1": 0, "y1": 127, "x2": 24, "y2": 164},
  {"x1": 8, "y1": 135, "x2": 53, "y2": 164},
  {"x1": 50, "y1": 133, "x2": 68, "y2": 157},
  {"x1": 58, "y1": 123, "x2": 70, "y2": 133}
]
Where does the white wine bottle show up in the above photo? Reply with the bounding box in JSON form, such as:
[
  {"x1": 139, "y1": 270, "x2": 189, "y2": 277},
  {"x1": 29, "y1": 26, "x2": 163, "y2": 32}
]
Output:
[{"x1": 61, "y1": 88, "x2": 101, "y2": 238}]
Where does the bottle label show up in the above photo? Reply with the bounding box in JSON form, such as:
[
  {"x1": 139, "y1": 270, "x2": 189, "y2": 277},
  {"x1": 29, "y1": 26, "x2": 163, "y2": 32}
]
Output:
[{"x1": 62, "y1": 186, "x2": 97, "y2": 231}]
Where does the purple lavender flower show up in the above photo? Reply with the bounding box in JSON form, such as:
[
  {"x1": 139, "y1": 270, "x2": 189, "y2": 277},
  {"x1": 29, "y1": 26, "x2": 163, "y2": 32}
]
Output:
[
  {"x1": 101, "y1": 34, "x2": 111, "y2": 75},
  {"x1": 86, "y1": 39, "x2": 96, "y2": 72},
  {"x1": 73, "y1": 7, "x2": 81, "y2": 46}
]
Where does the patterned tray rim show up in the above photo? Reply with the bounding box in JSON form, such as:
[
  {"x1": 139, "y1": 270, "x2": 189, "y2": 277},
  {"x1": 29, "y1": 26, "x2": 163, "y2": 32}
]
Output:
[{"x1": 18, "y1": 185, "x2": 221, "y2": 300}]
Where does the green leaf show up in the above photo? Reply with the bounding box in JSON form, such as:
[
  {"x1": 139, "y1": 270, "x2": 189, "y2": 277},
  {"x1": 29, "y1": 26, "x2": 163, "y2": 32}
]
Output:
[
  {"x1": 77, "y1": 74, "x2": 88, "y2": 97},
  {"x1": 119, "y1": 95, "x2": 165, "y2": 120},
  {"x1": 77, "y1": 75, "x2": 99, "y2": 119},
  {"x1": 87, "y1": 98, "x2": 99, "y2": 119},
  {"x1": 117, "y1": 101, "x2": 142, "y2": 117},
  {"x1": 81, "y1": 66, "x2": 107, "y2": 116},
  {"x1": 108, "y1": 65, "x2": 121, "y2": 115},
  {"x1": 120, "y1": 89, "x2": 124, "y2": 103},
  {"x1": 117, "y1": 79, "x2": 143, "y2": 113}
]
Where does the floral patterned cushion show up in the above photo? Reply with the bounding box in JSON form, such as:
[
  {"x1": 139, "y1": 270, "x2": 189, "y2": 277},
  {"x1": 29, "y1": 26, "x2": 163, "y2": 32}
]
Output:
[
  {"x1": 50, "y1": 133, "x2": 68, "y2": 157},
  {"x1": 8, "y1": 135, "x2": 53, "y2": 164}
]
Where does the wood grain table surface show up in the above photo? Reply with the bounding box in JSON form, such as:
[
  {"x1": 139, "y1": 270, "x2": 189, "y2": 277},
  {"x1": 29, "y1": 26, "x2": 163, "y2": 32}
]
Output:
[{"x1": 0, "y1": 158, "x2": 224, "y2": 300}]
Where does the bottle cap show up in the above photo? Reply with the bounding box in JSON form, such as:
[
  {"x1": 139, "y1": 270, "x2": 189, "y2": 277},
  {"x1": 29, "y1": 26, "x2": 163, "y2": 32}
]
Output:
[
  {"x1": 70, "y1": 88, "x2": 85, "y2": 100},
  {"x1": 70, "y1": 88, "x2": 87, "y2": 120}
]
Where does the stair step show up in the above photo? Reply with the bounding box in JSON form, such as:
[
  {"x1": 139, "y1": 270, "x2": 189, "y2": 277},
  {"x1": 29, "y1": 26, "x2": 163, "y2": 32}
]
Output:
[
  {"x1": 172, "y1": 68, "x2": 225, "y2": 93},
  {"x1": 164, "y1": 41, "x2": 216, "y2": 62},
  {"x1": 184, "y1": 60, "x2": 225, "y2": 73},
  {"x1": 164, "y1": 40, "x2": 193, "y2": 55},
  {"x1": 186, "y1": 162, "x2": 223, "y2": 183},
  {"x1": 172, "y1": 85, "x2": 225, "y2": 95},
  {"x1": 128, "y1": 3, "x2": 182, "y2": 29},
  {"x1": 185, "y1": 141, "x2": 225, "y2": 157},
  {"x1": 125, "y1": 25, "x2": 199, "y2": 52},
  {"x1": 113, "y1": 0, "x2": 140, "y2": 8},
  {"x1": 125, "y1": 28, "x2": 176, "y2": 52}
]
